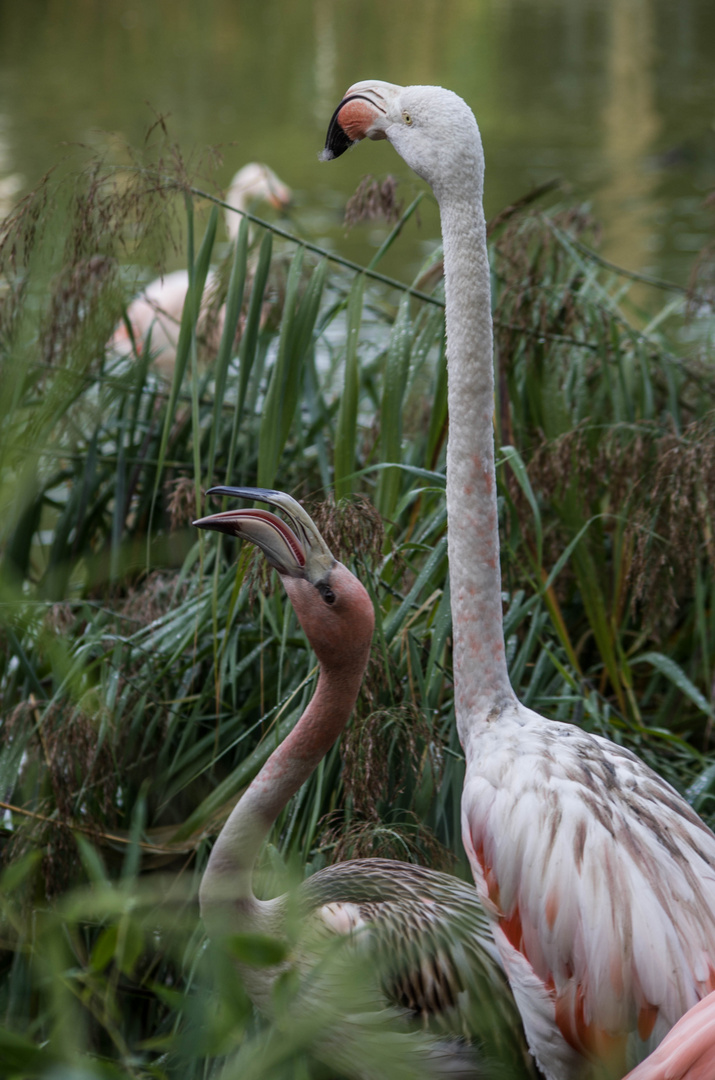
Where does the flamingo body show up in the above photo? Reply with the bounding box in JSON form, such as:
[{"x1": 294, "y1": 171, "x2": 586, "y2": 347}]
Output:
[
  {"x1": 461, "y1": 708, "x2": 715, "y2": 1075},
  {"x1": 323, "y1": 82, "x2": 715, "y2": 1079},
  {"x1": 111, "y1": 163, "x2": 291, "y2": 375},
  {"x1": 110, "y1": 268, "x2": 211, "y2": 377}
]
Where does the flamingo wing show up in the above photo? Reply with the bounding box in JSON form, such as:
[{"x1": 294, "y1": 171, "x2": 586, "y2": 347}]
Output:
[
  {"x1": 302, "y1": 857, "x2": 536, "y2": 1076},
  {"x1": 624, "y1": 990, "x2": 715, "y2": 1080}
]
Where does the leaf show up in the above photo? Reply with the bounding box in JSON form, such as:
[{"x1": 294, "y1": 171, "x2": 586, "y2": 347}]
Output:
[
  {"x1": 367, "y1": 193, "x2": 424, "y2": 270},
  {"x1": 376, "y1": 294, "x2": 412, "y2": 521},
  {"x1": 0, "y1": 1027, "x2": 60, "y2": 1072},
  {"x1": 90, "y1": 923, "x2": 119, "y2": 973},
  {"x1": 334, "y1": 273, "x2": 365, "y2": 500},
  {"x1": 208, "y1": 214, "x2": 249, "y2": 483},
  {"x1": 384, "y1": 533, "x2": 448, "y2": 642},
  {"x1": 227, "y1": 932, "x2": 288, "y2": 967},
  {"x1": 501, "y1": 444, "x2": 542, "y2": 568},
  {"x1": 686, "y1": 762, "x2": 715, "y2": 809},
  {"x1": 74, "y1": 834, "x2": 109, "y2": 885},
  {"x1": 0, "y1": 850, "x2": 42, "y2": 895},
  {"x1": 116, "y1": 917, "x2": 144, "y2": 976},
  {"x1": 632, "y1": 652, "x2": 713, "y2": 717},
  {"x1": 257, "y1": 247, "x2": 313, "y2": 489},
  {"x1": 234, "y1": 229, "x2": 273, "y2": 431},
  {"x1": 148, "y1": 200, "x2": 218, "y2": 553}
]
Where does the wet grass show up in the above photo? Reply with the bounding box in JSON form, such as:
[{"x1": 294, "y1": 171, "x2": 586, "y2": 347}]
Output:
[{"x1": 0, "y1": 150, "x2": 714, "y2": 1078}]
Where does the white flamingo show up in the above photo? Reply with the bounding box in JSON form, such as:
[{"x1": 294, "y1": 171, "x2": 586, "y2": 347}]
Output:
[
  {"x1": 193, "y1": 486, "x2": 535, "y2": 1078},
  {"x1": 110, "y1": 163, "x2": 291, "y2": 376},
  {"x1": 323, "y1": 81, "x2": 715, "y2": 1079},
  {"x1": 223, "y1": 161, "x2": 291, "y2": 243}
]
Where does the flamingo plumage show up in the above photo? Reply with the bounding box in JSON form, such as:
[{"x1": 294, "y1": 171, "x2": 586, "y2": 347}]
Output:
[
  {"x1": 623, "y1": 990, "x2": 715, "y2": 1080},
  {"x1": 110, "y1": 163, "x2": 291, "y2": 376},
  {"x1": 193, "y1": 486, "x2": 534, "y2": 1077},
  {"x1": 323, "y1": 82, "x2": 715, "y2": 1079}
]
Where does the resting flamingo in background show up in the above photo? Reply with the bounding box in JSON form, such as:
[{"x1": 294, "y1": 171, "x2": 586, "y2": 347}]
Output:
[
  {"x1": 110, "y1": 163, "x2": 291, "y2": 376},
  {"x1": 193, "y1": 486, "x2": 534, "y2": 1078},
  {"x1": 323, "y1": 82, "x2": 715, "y2": 1079}
]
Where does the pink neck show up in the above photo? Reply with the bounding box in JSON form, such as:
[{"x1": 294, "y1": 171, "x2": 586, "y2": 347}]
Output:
[{"x1": 198, "y1": 638, "x2": 365, "y2": 934}]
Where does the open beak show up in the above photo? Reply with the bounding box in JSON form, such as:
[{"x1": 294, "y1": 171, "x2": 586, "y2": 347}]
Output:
[
  {"x1": 193, "y1": 486, "x2": 335, "y2": 582},
  {"x1": 321, "y1": 81, "x2": 401, "y2": 160}
]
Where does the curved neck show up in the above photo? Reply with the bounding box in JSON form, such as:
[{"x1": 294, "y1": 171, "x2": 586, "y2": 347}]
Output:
[
  {"x1": 199, "y1": 657, "x2": 364, "y2": 937},
  {"x1": 438, "y1": 184, "x2": 515, "y2": 744}
]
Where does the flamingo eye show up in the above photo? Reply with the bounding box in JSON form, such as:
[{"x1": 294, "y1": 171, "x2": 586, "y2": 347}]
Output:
[
  {"x1": 316, "y1": 582, "x2": 336, "y2": 605},
  {"x1": 403, "y1": 111, "x2": 413, "y2": 126}
]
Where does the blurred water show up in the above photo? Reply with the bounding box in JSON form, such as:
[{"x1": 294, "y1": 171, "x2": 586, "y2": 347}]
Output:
[{"x1": 0, "y1": 0, "x2": 713, "y2": 286}]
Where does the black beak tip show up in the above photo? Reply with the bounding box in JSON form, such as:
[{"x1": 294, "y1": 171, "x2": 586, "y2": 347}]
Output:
[
  {"x1": 193, "y1": 517, "x2": 231, "y2": 536},
  {"x1": 321, "y1": 101, "x2": 357, "y2": 161}
]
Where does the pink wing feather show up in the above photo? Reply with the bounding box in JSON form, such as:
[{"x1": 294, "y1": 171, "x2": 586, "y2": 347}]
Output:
[{"x1": 624, "y1": 990, "x2": 715, "y2": 1080}]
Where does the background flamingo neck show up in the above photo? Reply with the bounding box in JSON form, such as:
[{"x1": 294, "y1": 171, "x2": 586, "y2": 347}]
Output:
[
  {"x1": 199, "y1": 662, "x2": 362, "y2": 936},
  {"x1": 438, "y1": 184, "x2": 515, "y2": 742}
]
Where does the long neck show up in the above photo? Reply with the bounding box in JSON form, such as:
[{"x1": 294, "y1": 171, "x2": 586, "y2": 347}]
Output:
[
  {"x1": 438, "y1": 184, "x2": 515, "y2": 744},
  {"x1": 199, "y1": 657, "x2": 364, "y2": 937}
]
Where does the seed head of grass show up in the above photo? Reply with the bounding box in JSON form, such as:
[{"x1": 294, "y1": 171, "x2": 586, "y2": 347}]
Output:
[{"x1": 343, "y1": 175, "x2": 404, "y2": 229}]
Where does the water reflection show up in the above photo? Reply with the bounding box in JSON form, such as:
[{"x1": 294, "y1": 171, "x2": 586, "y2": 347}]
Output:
[
  {"x1": 0, "y1": 115, "x2": 23, "y2": 218},
  {"x1": 313, "y1": 0, "x2": 338, "y2": 126},
  {"x1": 0, "y1": 0, "x2": 712, "y2": 285},
  {"x1": 600, "y1": 0, "x2": 660, "y2": 279}
]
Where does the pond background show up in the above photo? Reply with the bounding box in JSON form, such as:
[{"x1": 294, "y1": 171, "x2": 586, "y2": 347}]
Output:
[{"x1": 1, "y1": 0, "x2": 714, "y2": 286}]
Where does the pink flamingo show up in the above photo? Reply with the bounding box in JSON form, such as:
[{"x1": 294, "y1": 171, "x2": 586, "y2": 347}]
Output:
[
  {"x1": 323, "y1": 82, "x2": 715, "y2": 1079},
  {"x1": 193, "y1": 485, "x2": 534, "y2": 1076},
  {"x1": 624, "y1": 990, "x2": 715, "y2": 1080},
  {"x1": 110, "y1": 164, "x2": 291, "y2": 376}
]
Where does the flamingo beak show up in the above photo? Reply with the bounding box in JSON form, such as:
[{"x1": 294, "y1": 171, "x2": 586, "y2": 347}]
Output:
[
  {"x1": 321, "y1": 81, "x2": 401, "y2": 160},
  {"x1": 193, "y1": 487, "x2": 335, "y2": 582}
]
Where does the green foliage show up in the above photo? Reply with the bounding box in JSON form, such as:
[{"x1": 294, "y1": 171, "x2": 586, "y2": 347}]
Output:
[{"x1": 0, "y1": 155, "x2": 714, "y2": 1076}]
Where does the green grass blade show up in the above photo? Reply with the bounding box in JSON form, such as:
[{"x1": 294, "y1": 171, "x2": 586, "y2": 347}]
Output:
[
  {"x1": 367, "y1": 193, "x2": 424, "y2": 270},
  {"x1": 632, "y1": 652, "x2": 713, "y2": 718},
  {"x1": 148, "y1": 201, "x2": 218, "y2": 551},
  {"x1": 501, "y1": 444, "x2": 543, "y2": 568},
  {"x1": 257, "y1": 246, "x2": 305, "y2": 488},
  {"x1": 376, "y1": 295, "x2": 412, "y2": 521},
  {"x1": 333, "y1": 274, "x2": 365, "y2": 501},
  {"x1": 208, "y1": 215, "x2": 249, "y2": 483}
]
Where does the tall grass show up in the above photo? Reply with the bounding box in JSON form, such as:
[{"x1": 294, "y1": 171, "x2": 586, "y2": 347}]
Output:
[{"x1": 0, "y1": 152, "x2": 714, "y2": 1078}]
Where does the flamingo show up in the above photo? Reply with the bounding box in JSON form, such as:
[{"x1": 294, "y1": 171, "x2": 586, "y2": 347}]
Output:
[
  {"x1": 623, "y1": 990, "x2": 715, "y2": 1080},
  {"x1": 110, "y1": 163, "x2": 291, "y2": 376},
  {"x1": 193, "y1": 485, "x2": 535, "y2": 1077},
  {"x1": 322, "y1": 82, "x2": 715, "y2": 1079},
  {"x1": 223, "y1": 162, "x2": 292, "y2": 243}
]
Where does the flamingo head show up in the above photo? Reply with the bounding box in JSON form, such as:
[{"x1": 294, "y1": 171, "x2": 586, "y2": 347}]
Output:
[
  {"x1": 321, "y1": 80, "x2": 483, "y2": 197},
  {"x1": 226, "y1": 163, "x2": 292, "y2": 213},
  {"x1": 193, "y1": 487, "x2": 374, "y2": 670},
  {"x1": 224, "y1": 163, "x2": 292, "y2": 242}
]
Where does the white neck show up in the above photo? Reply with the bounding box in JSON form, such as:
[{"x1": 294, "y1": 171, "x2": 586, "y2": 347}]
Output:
[{"x1": 437, "y1": 167, "x2": 516, "y2": 745}]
